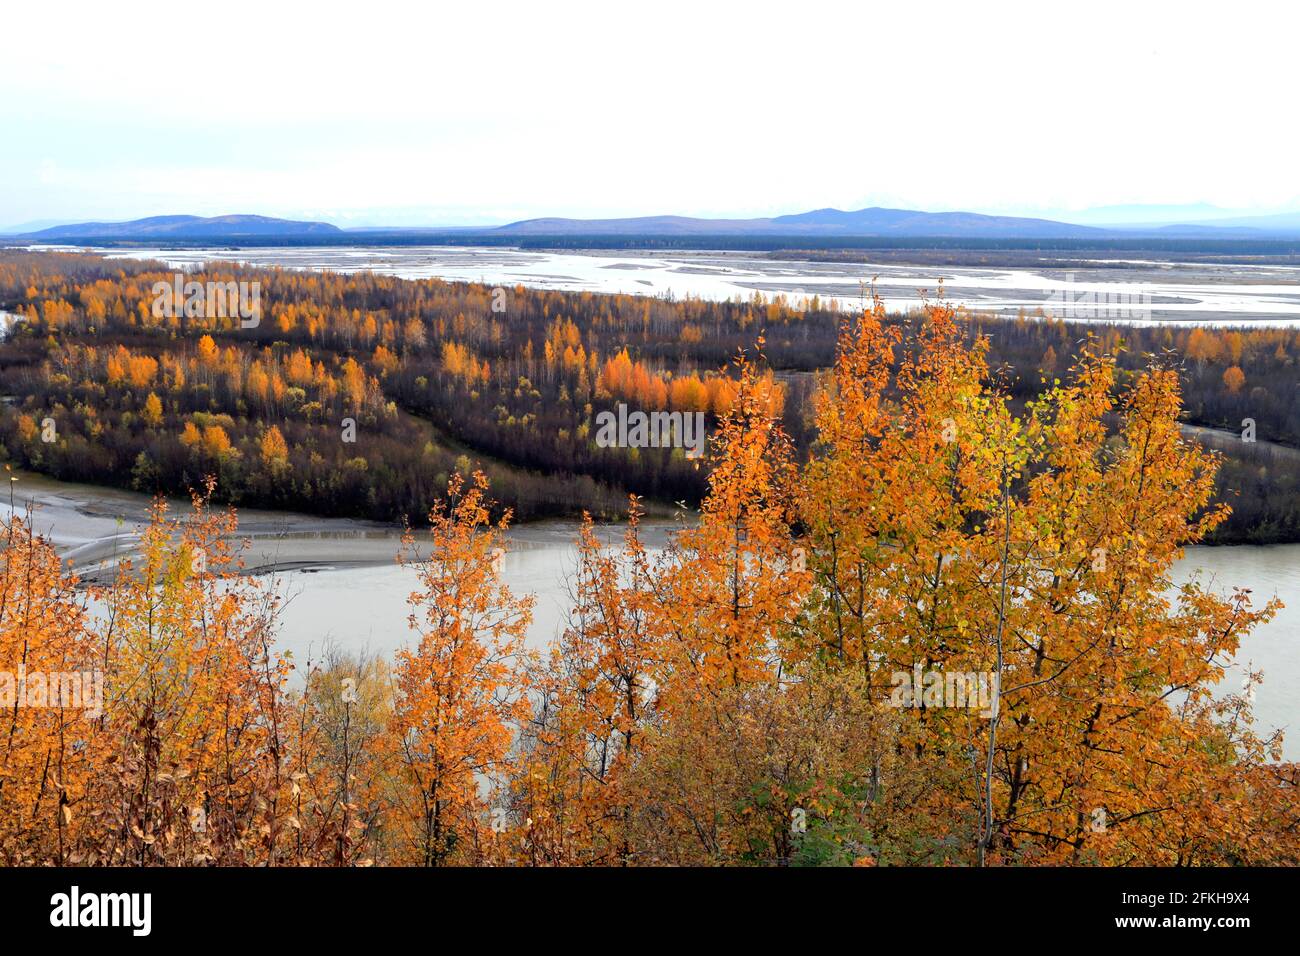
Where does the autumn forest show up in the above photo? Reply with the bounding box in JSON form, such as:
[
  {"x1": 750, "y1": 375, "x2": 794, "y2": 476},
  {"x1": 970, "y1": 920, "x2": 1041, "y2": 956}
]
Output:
[{"x1": 0, "y1": 249, "x2": 1296, "y2": 867}]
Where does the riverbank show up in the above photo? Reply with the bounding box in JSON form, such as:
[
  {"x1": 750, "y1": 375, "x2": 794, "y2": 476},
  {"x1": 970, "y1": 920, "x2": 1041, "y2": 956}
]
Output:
[
  {"x1": 0, "y1": 466, "x2": 679, "y2": 579},
  {"x1": 3, "y1": 466, "x2": 1294, "y2": 757}
]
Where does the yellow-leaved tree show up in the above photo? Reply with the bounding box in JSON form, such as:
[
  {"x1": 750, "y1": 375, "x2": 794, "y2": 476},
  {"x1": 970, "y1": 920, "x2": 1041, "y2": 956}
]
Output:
[
  {"x1": 801, "y1": 299, "x2": 1293, "y2": 865},
  {"x1": 386, "y1": 471, "x2": 532, "y2": 866},
  {"x1": 510, "y1": 498, "x2": 658, "y2": 865}
]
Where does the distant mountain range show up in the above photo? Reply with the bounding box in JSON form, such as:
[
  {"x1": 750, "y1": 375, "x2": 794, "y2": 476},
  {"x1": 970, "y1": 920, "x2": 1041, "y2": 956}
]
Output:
[
  {"x1": 0, "y1": 218, "x2": 79, "y2": 234},
  {"x1": 490, "y1": 207, "x2": 1112, "y2": 239},
  {"x1": 11, "y1": 214, "x2": 341, "y2": 240},
  {"x1": 491, "y1": 206, "x2": 1300, "y2": 239},
  {"x1": 7, "y1": 207, "x2": 1300, "y2": 242},
  {"x1": 1152, "y1": 210, "x2": 1300, "y2": 232}
]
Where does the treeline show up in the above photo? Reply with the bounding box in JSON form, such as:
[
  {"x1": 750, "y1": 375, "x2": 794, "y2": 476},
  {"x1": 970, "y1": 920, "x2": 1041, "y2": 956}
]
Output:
[
  {"x1": 0, "y1": 250, "x2": 1298, "y2": 538},
  {"x1": 3, "y1": 301, "x2": 1296, "y2": 867},
  {"x1": 973, "y1": 318, "x2": 1300, "y2": 541},
  {"x1": 0, "y1": 251, "x2": 820, "y2": 520},
  {"x1": 20, "y1": 234, "x2": 1300, "y2": 255}
]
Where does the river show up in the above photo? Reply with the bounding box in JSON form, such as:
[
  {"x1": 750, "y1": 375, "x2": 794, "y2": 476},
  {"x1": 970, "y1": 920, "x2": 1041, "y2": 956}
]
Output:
[
  {"x1": 3, "y1": 250, "x2": 1296, "y2": 753},
  {"x1": 27, "y1": 244, "x2": 1300, "y2": 326},
  {"x1": 2, "y1": 469, "x2": 1294, "y2": 757}
]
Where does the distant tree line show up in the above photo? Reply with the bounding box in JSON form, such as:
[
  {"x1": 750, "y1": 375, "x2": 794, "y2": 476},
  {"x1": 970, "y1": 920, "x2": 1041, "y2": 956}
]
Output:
[{"x1": 0, "y1": 249, "x2": 1297, "y2": 540}]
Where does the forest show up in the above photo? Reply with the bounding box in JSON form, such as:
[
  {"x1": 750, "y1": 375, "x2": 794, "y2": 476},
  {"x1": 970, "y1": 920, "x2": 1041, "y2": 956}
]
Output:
[
  {"x1": 0, "y1": 250, "x2": 1298, "y2": 540},
  {"x1": 1, "y1": 294, "x2": 1296, "y2": 867}
]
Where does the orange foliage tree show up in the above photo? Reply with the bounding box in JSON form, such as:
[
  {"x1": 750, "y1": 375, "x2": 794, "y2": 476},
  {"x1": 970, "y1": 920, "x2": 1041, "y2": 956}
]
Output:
[
  {"x1": 386, "y1": 472, "x2": 532, "y2": 865},
  {"x1": 0, "y1": 292, "x2": 1297, "y2": 868}
]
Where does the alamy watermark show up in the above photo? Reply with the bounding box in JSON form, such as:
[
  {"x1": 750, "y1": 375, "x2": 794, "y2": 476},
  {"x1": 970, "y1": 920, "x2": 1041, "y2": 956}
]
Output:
[
  {"x1": 50, "y1": 886, "x2": 151, "y2": 936},
  {"x1": 594, "y1": 402, "x2": 706, "y2": 459},
  {"x1": 0, "y1": 665, "x2": 103, "y2": 718},
  {"x1": 152, "y1": 273, "x2": 261, "y2": 327},
  {"x1": 889, "y1": 664, "x2": 998, "y2": 718},
  {"x1": 1045, "y1": 273, "x2": 1151, "y2": 321}
]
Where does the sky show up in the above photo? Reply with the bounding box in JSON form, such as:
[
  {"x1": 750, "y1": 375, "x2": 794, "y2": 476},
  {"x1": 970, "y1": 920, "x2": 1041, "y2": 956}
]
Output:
[{"x1": 3, "y1": 0, "x2": 1298, "y2": 229}]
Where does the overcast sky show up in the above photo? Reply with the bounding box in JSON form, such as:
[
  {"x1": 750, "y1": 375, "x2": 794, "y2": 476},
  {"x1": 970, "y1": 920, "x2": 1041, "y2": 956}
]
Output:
[{"x1": 3, "y1": 0, "x2": 1296, "y2": 228}]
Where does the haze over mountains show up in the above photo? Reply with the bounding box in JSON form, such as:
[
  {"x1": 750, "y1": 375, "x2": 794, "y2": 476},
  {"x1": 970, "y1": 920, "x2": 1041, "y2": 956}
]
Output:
[
  {"x1": 492, "y1": 208, "x2": 1110, "y2": 238},
  {"x1": 12, "y1": 214, "x2": 342, "y2": 240},
  {"x1": 7, "y1": 207, "x2": 1300, "y2": 242},
  {"x1": 467, "y1": 206, "x2": 1300, "y2": 239}
]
